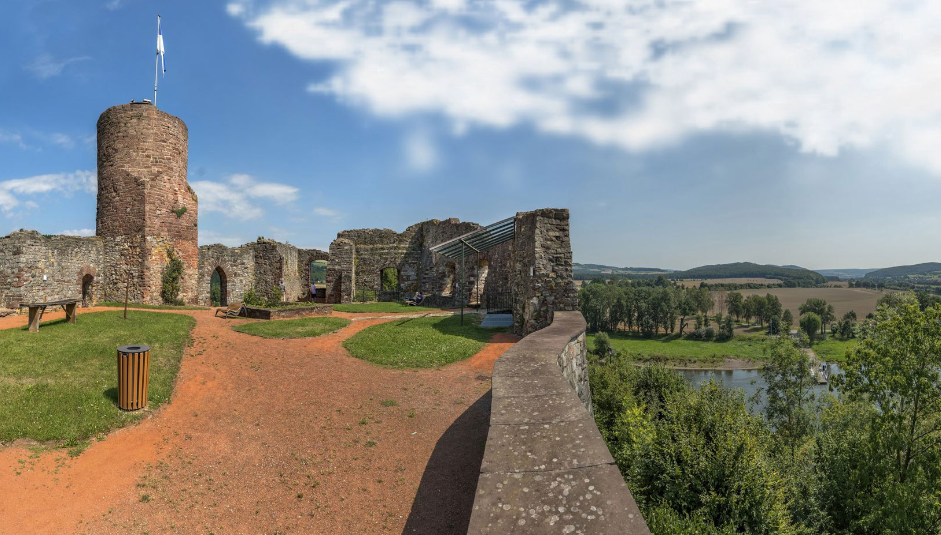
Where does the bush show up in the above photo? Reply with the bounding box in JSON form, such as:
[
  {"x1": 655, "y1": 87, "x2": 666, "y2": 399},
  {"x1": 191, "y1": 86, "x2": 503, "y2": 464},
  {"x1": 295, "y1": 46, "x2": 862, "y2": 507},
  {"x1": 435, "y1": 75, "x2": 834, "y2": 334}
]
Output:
[
  {"x1": 160, "y1": 248, "x2": 184, "y2": 305},
  {"x1": 243, "y1": 286, "x2": 265, "y2": 307},
  {"x1": 703, "y1": 326, "x2": 716, "y2": 341},
  {"x1": 593, "y1": 332, "x2": 613, "y2": 357},
  {"x1": 266, "y1": 286, "x2": 283, "y2": 308}
]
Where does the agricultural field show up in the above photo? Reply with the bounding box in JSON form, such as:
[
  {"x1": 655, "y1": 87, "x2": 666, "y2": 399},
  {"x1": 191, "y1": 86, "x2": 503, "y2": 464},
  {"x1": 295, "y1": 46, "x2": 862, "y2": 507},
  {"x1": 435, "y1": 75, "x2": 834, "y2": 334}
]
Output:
[
  {"x1": 725, "y1": 287, "x2": 884, "y2": 322},
  {"x1": 675, "y1": 278, "x2": 782, "y2": 288}
]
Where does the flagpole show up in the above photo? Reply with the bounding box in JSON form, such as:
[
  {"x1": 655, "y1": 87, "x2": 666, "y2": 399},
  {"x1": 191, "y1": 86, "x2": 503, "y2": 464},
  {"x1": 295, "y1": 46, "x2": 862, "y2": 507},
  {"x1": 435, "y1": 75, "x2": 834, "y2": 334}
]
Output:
[{"x1": 153, "y1": 15, "x2": 160, "y2": 107}]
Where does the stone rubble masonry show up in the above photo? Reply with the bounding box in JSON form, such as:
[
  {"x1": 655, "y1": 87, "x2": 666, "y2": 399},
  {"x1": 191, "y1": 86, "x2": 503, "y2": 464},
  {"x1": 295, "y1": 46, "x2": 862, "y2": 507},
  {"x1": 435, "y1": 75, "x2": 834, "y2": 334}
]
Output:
[
  {"x1": 196, "y1": 240, "x2": 329, "y2": 306},
  {"x1": 0, "y1": 231, "x2": 104, "y2": 309},
  {"x1": 469, "y1": 311, "x2": 650, "y2": 535},
  {"x1": 511, "y1": 208, "x2": 579, "y2": 335},
  {"x1": 325, "y1": 218, "x2": 512, "y2": 306},
  {"x1": 97, "y1": 102, "x2": 198, "y2": 305}
]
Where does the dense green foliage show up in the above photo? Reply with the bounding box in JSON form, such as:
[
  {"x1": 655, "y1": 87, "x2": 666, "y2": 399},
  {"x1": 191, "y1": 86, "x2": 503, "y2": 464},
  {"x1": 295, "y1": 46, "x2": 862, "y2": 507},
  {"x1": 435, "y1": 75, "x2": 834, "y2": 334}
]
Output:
[
  {"x1": 232, "y1": 317, "x2": 350, "y2": 339},
  {"x1": 592, "y1": 298, "x2": 941, "y2": 535},
  {"x1": 210, "y1": 269, "x2": 221, "y2": 306},
  {"x1": 864, "y1": 262, "x2": 941, "y2": 280},
  {"x1": 380, "y1": 267, "x2": 399, "y2": 291},
  {"x1": 343, "y1": 314, "x2": 498, "y2": 368},
  {"x1": 670, "y1": 262, "x2": 826, "y2": 287},
  {"x1": 160, "y1": 248, "x2": 185, "y2": 305},
  {"x1": 0, "y1": 311, "x2": 194, "y2": 443},
  {"x1": 579, "y1": 279, "x2": 716, "y2": 337},
  {"x1": 309, "y1": 260, "x2": 327, "y2": 284}
]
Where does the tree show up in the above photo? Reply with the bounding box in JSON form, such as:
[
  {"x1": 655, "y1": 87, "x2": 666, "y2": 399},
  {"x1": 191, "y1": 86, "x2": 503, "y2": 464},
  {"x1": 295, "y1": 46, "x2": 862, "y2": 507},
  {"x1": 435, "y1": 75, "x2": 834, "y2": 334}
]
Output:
[
  {"x1": 782, "y1": 309, "x2": 794, "y2": 332},
  {"x1": 160, "y1": 248, "x2": 184, "y2": 305},
  {"x1": 678, "y1": 289, "x2": 697, "y2": 336},
  {"x1": 828, "y1": 302, "x2": 941, "y2": 532},
  {"x1": 727, "y1": 292, "x2": 744, "y2": 322},
  {"x1": 800, "y1": 312, "x2": 821, "y2": 344},
  {"x1": 743, "y1": 294, "x2": 765, "y2": 326},
  {"x1": 762, "y1": 336, "x2": 816, "y2": 462},
  {"x1": 799, "y1": 298, "x2": 834, "y2": 336},
  {"x1": 764, "y1": 294, "x2": 783, "y2": 326}
]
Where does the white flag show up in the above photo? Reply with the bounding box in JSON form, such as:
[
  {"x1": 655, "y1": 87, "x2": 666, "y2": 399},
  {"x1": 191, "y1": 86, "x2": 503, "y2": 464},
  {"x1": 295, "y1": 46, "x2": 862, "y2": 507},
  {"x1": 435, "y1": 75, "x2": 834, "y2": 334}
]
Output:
[{"x1": 157, "y1": 16, "x2": 166, "y2": 75}]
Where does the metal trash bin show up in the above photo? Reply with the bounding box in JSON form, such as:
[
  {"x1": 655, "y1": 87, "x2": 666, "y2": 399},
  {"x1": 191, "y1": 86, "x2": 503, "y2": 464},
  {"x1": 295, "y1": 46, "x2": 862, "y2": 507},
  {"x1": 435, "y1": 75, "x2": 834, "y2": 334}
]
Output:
[{"x1": 117, "y1": 345, "x2": 151, "y2": 410}]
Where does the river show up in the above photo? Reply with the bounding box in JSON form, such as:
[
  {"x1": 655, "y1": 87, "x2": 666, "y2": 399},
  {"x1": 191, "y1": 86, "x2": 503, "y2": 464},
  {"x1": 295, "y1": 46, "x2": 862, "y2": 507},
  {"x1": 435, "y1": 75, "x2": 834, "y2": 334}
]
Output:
[{"x1": 677, "y1": 364, "x2": 842, "y2": 412}]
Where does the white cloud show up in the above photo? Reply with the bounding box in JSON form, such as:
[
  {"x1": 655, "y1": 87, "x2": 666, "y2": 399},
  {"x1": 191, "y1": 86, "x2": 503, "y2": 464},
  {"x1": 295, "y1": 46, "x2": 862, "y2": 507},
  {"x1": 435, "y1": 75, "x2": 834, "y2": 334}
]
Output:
[
  {"x1": 313, "y1": 207, "x2": 338, "y2": 217},
  {"x1": 191, "y1": 174, "x2": 299, "y2": 219},
  {"x1": 61, "y1": 228, "x2": 95, "y2": 237},
  {"x1": 27, "y1": 54, "x2": 91, "y2": 79},
  {"x1": 0, "y1": 129, "x2": 26, "y2": 149},
  {"x1": 403, "y1": 130, "x2": 438, "y2": 173},
  {"x1": 199, "y1": 229, "x2": 246, "y2": 247},
  {"x1": 231, "y1": 0, "x2": 941, "y2": 175},
  {"x1": 0, "y1": 171, "x2": 96, "y2": 214}
]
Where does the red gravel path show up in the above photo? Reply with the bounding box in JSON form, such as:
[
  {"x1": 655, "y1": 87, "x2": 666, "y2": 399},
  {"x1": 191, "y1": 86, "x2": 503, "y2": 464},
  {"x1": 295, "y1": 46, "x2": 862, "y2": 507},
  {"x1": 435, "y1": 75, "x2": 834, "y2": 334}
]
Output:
[{"x1": 0, "y1": 308, "x2": 519, "y2": 534}]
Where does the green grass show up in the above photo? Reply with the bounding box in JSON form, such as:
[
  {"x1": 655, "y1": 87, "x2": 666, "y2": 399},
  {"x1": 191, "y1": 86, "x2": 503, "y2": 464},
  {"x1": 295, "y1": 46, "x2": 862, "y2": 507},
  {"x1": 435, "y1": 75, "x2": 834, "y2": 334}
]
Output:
[
  {"x1": 97, "y1": 302, "x2": 208, "y2": 311},
  {"x1": 332, "y1": 302, "x2": 438, "y2": 313},
  {"x1": 590, "y1": 331, "x2": 770, "y2": 365},
  {"x1": 343, "y1": 314, "x2": 497, "y2": 368},
  {"x1": 812, "y1": 337, "x2": 858, "y2": 362},
  {"x1": 232, "y1": 317, "x2": 351, "y2": 339},
  {"x1": 0, "y1": 310, "x2": 194, "y2": 444}
]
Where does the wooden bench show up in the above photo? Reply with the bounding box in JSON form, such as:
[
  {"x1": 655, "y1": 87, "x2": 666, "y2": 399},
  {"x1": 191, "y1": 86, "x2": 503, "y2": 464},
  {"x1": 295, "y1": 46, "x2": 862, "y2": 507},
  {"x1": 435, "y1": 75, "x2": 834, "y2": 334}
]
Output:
[{"x1": 17, "y1": 299, "x2": 82, "y2": 332}]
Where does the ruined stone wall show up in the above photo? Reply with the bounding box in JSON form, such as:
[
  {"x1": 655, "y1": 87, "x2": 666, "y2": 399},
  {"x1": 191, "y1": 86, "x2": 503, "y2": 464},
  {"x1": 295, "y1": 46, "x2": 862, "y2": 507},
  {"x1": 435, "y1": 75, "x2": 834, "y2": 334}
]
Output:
[
  {"x1": 326, "y1": 218, "x2": 513, "y2": 305},
  {"x1": 0, "y1": 231, "x2": 105, "y2": 309},
  {"x1": 197, "y1": 240, "x2": 329, "y2": 306},
  {"x1": 511, "y1": 208, "x2": 579, "y2": 335},
  {"x1": 97, "y1": 102, "x2": 198, "y2": 305},
  {"x1": 197, "y1": 244, "x2": 256, "y2": 306},
  {"x1": 326, "y1": 239, "x2": 354, "y2": 304}
]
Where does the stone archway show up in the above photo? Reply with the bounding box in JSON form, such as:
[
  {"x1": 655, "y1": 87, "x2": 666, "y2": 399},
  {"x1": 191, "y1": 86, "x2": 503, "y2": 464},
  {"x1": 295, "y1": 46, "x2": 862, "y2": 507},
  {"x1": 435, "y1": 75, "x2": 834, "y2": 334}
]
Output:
[
  {"x1": 211, "y1": 267, "x2": 228, "y2": 306},
  {"x1": 81, "y1": 274, "x2": 95, "y2": 307}
]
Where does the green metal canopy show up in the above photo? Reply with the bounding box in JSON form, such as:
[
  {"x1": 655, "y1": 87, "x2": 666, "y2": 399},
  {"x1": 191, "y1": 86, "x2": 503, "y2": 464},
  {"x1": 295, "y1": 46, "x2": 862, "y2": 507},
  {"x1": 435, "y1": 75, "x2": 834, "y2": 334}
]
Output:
[{"x1": 429, "y1": 216, "x2": 515, "y2": 259}]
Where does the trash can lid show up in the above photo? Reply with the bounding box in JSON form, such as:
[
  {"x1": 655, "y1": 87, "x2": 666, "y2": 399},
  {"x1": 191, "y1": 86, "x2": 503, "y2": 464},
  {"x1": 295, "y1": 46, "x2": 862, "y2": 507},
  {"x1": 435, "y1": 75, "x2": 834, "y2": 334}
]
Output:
[{"x1": 118, "y1": 344, "x2": 151, "y2": 353}]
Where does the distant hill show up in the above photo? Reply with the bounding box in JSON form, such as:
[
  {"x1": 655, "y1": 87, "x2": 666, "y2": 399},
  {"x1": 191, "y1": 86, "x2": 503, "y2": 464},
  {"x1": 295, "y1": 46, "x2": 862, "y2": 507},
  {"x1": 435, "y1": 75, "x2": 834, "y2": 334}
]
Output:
[
  {"x1": 816, "y1": 268, "x2": 881, "y2": 280},
  {"x1": 573, "y1": 263, "x2": 672, "y2": 279},
  {"x1": 669, "y1": 262, "x2": 826, "y2": 286},
  {"x1": 864, "y1": 262, "x2": 941, "y2": 280}
]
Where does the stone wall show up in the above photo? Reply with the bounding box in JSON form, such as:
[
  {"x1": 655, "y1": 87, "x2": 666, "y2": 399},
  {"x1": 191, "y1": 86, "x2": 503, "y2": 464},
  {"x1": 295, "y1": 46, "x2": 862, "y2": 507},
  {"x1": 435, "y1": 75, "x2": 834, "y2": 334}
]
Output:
[
  {"x1": 511, "y1": 208, "x2": 579, "y2": 335},
  {"x1": 468, "y1": 311, "x2": 649, "y2": 534},
  {"x1": 0, "y1": 231, "x2": 105, "y2": 309},
  {"x1": 197, "y1": 239, "x2": 329, "y2": 306},
  {"x1": 96, "y1": 102, "x2": 198, "y2": 305},
  {"x1": 325, "y1": 218, "x2": 513, "y2": 305}
]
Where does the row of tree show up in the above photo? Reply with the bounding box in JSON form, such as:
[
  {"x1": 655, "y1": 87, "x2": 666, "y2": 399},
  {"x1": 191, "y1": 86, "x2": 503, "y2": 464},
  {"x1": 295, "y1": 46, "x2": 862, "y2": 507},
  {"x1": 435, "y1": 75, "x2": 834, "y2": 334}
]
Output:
[
  {"x1": 590, "y1": 295, "x2": 941, "y2": 534},
  {"x1": 579, "y1": 279, "x2": 714, "y2": 336}
]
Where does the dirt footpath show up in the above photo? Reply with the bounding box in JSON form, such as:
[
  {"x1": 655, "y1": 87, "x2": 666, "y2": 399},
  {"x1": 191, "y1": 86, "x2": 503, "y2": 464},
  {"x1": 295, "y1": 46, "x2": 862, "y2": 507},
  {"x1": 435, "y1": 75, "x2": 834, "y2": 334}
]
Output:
[{"x1": 0, "y1": 308, "x2": 519, "y2": 535}]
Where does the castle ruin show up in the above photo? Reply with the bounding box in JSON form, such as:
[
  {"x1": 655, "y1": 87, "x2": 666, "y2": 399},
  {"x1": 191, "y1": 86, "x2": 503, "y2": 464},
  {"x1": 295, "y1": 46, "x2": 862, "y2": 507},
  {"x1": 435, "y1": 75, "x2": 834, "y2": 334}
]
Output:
[{"x1": 0, "y1": 103, "x2": 577, "y2": 335}]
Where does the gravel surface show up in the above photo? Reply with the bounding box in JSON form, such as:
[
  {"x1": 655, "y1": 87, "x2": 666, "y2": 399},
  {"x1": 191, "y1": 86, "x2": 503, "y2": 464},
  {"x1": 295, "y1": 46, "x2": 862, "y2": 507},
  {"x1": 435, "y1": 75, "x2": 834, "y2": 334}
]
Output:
[{"x1": 0, "y1": 308, "x2": 519, "y2": 534}]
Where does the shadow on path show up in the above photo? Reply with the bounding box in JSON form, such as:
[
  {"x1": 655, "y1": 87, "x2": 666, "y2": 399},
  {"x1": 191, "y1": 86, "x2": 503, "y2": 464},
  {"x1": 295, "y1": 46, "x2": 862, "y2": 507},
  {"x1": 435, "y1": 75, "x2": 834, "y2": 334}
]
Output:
[{"x1": 402, "y1": 390, "x2": 491, "y2": 535}]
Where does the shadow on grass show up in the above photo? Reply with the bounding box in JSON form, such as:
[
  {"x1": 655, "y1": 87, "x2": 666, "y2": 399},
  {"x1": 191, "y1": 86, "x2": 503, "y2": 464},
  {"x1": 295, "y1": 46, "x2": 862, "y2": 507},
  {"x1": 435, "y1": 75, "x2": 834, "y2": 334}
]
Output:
[
  {"x1": 429, "y1": 314, "x2": 503, "y2": 343},
  {"x1": 20, "y1": 317, "x2": 70, "y2": 331},
  {"x1": 402, "y1": 390, "x2": 491, "y2": 535}
]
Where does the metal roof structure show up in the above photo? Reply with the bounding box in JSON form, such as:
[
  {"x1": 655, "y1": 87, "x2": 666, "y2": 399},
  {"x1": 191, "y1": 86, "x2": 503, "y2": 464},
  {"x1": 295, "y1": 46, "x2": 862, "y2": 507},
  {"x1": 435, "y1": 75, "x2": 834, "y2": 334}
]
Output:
[{"x1": 429, "y1": 216, "x2": 515, "y2": 259}]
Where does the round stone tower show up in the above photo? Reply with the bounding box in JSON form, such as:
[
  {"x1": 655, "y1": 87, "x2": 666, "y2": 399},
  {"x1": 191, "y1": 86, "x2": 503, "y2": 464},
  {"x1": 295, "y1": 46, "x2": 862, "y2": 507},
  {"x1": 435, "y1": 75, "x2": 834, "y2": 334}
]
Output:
[{"x1": 96, "y1": 102, "x2": 198, "y2": 305}]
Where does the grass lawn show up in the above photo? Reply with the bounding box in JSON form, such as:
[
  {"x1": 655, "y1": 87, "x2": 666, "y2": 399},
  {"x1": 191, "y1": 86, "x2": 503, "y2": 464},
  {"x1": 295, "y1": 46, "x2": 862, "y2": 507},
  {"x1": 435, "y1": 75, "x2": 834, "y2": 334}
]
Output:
[
  {"x1": 332, "y1": 302, "x2": 438, "y2": 314},
  {"x1": 232, "y1": 317, "x2": 351, "y2": 339},
  {"x1": 812, "y1": 337, "x2": 858, "y2": 362},
  {"x1": 0, "y1": 310, "x2": 194, "y2": 444},
  {"x1": 97, "y1": 302, "x2": 208, "y2": 311},
  {"x1": 590, "y1": 331, "x2": 770, "y2": 365},
  {"x1": 343, "y1": 314, "x2": 497, "y2": 368}
]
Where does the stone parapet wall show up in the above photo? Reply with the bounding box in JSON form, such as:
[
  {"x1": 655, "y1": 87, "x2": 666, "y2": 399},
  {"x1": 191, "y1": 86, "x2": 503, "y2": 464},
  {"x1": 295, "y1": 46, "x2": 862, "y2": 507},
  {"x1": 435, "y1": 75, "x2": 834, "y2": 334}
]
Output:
[{"x1": 468, "y1": 311, "x2": 649, "y2": 535}]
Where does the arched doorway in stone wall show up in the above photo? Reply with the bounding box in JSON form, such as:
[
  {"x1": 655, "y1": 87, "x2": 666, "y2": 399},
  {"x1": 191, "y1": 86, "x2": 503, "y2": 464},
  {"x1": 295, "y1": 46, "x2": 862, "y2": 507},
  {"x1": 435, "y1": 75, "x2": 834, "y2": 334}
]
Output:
[
  {"x1": 81, "y1": 274, "x2": 95, "y2": 307},
  {"x1": 211, "y1": 267, "x2": 227, "y2": 306},
  {"x1": 379, "y1": 267, "x2": 399, "y2": 301}
]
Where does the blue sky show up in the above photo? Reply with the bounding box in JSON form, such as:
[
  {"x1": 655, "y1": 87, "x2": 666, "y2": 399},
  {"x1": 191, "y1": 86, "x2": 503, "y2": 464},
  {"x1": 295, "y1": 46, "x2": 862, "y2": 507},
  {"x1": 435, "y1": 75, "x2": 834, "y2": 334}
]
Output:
[{"x1": 2, "y1": 0, "x2": 939, "y2": 270}]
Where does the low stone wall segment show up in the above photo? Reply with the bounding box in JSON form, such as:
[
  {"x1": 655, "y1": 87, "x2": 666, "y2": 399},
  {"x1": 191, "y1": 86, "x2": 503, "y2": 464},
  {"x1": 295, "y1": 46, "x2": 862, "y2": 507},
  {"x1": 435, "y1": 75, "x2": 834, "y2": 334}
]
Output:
[{"x1": 468, "y1": 311, "x2": 650, "y2": 535}]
